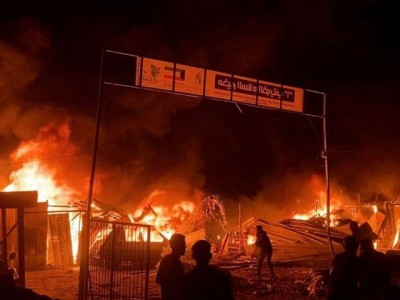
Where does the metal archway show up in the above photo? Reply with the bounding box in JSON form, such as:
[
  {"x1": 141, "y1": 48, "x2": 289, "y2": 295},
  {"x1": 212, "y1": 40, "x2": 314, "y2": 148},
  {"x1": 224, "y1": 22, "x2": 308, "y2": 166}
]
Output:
[{"x1": 79, "y1": 49, "x2": 332, "y2": 299}]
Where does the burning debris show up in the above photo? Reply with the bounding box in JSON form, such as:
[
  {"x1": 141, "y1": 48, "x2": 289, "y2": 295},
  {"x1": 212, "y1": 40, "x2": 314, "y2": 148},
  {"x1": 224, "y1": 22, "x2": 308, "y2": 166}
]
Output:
[{"x1": 1, "y1": 121, "x2": 400, "y2": 300}]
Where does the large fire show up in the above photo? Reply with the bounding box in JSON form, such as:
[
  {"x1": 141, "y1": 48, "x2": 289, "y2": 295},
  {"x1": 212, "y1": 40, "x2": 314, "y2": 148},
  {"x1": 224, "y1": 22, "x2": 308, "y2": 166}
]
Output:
[
  {"x1": 3, "y1": 122, "x2": 399, "y2": 264},
  {"x1": 2, "y1": 123, "x2": 83, "y2": 262},
  {"x1": 129, "y1": 200, "x2": 196, "y2": 241},
  {"x1": 293, "y1": 198, "x2": 339, "y2": 221},
  {"x1": 4, "y1": 161, "x2": 75, "y2": 205},
  {"x1": 2, "y1": 122, "x2": 196, "y2": 263}
]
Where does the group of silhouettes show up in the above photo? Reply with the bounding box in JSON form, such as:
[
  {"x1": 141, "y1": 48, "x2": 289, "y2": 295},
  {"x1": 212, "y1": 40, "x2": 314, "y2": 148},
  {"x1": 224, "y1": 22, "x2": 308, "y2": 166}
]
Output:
[
  {"x1": 156, "y1": 224, "x2": 276, "y2": 300},
  {"x1": 156, "y1": 234, "x2": 235, "y2": 300},
  {"x1": 328, "y1": 234, "x2": 393, "y2": 300}
]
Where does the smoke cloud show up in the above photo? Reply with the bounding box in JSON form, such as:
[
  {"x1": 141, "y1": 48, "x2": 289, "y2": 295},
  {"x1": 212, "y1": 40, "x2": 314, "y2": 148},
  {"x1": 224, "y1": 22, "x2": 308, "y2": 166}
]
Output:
[{"x1": 1, "y1": 1, "x2": 399, "y2": 224}]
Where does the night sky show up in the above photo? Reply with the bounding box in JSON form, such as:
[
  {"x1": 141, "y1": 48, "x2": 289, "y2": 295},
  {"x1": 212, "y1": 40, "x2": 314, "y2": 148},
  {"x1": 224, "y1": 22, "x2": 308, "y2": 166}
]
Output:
[{"x1": 1, "y1": 0, "x2": 399, "y2": 221}]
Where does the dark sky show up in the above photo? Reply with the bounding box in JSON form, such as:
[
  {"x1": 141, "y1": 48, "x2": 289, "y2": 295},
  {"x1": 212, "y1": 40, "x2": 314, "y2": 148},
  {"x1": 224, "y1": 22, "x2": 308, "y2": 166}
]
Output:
[{"x1": 1, "y1": 0, "x2": 399, "y2": 220}]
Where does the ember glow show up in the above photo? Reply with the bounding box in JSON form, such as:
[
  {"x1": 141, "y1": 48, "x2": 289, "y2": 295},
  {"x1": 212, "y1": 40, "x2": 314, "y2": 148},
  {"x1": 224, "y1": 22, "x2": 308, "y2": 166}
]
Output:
[
  {"x1": 1, "y1": 122, "x2": 82, "y2": 263},
  {"x1": 292, "y1": 190, "x2": 347, "y2": 225},
  {"x1": 393, "y1": 220, "x2": 400, "y2": 248},
  {"x1": 293, "y1": 200, "x2": 329, "y2": 221},
  {"x1": 130, "y1": 199, "x2": 196, "y2": 241},
  {"x1": 4, "y1": 161, "x2": 75, "y2": 205},
  {"x1": 1, "y1": 122, "x2": 202, "y2": 267},
  {"x1": 247, "y1": 234, "x2": 256, "y2": 246}
]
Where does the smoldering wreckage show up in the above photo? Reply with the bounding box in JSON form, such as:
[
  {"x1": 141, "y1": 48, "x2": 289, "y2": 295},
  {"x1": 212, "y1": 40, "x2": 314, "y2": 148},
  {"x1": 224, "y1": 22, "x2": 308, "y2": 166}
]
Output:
[{"x1": 2, "y1": 188, "x2": 400, "y2": 299}]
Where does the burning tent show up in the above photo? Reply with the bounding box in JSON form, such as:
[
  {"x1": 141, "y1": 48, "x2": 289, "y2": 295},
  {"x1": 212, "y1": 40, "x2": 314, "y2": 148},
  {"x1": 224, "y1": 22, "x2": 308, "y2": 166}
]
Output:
[{"x1": 77, "y1": 194, "x2": 228, "y2": 268}]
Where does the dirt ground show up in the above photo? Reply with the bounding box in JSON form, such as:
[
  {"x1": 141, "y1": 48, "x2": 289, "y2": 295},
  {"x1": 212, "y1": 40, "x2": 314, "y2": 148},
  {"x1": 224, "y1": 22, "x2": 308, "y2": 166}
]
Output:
[{"x1": 25, "y1": 259, "x2": 329, "y2": 300}]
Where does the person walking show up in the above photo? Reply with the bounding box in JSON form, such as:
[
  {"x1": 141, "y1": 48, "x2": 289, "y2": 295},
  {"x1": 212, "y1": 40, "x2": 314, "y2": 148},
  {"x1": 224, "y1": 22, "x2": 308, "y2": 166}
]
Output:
[{"x1": 254, "y1": 225, "x2": 274, "y2": 278}]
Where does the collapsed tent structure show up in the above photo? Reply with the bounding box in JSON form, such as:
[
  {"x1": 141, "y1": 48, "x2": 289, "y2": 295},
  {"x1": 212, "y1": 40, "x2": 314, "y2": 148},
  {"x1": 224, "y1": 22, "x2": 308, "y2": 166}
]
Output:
[
  {"x1": 221, "y1": 217, "x2": 345, "y2": 266},
  {"x1": 214, "y1": 196, "x2": 400, "y2": 266}
]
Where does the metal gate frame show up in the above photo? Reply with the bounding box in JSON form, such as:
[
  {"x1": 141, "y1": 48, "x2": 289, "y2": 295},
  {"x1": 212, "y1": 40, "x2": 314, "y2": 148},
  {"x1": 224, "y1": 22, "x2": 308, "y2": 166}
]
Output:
[
  {"x1": 79, "y1": 49, "x2": 331, "y2": 299},
  {"x1": 87, "y1": 219, "x2": 151, "y2": 299}
]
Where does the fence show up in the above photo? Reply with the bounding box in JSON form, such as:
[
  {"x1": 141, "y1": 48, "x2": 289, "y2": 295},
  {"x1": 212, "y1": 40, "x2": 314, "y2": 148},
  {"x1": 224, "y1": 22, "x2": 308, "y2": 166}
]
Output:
[{"x1": 88, "y1": 219, "x2": 151, "y2": 299}]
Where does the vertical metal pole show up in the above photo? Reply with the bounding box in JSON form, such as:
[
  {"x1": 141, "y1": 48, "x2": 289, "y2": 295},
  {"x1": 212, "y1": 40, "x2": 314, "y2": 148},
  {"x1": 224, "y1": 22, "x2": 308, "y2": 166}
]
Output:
[
  {"x1": 17, "y1": 208, "x2": 25, "y2": 287},
  {"x1": 322, "y1": 93, "x2": 334, "y2": 258},
  {"x1": 109, "y1": 224, "x2": 116, "y2": 299},
  {"x1": 1, "y1": 208, "x2": 7, "y2": 264},
  {"x1": 145, "y1": 226, "x2": 151, "y2": 300},
  {"x1": 79, "y1": 49, "x2": 105, "y2": 300},
  {"x1": 238, "y1": 202, "x2": 242, "y2": 254}
]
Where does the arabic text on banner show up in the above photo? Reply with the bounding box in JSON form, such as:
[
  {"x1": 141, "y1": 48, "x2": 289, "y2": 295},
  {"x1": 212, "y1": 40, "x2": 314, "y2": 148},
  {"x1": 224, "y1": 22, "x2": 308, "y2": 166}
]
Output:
[
  {"x1": 205, "y1": 70, "x2": 232, "y2": 100},
  {"x1": 137, "y1": 56, "x2": 304, "y2": 113},
  {"x1": 258, "y1": 80, "x2": 304, "y2": 112}
]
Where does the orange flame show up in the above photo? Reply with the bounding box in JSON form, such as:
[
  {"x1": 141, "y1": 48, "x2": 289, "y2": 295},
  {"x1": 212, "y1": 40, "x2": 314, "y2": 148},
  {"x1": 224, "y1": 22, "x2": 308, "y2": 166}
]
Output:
[
  {"x1": 3, "y1": 122, "x2": 197, "y2": 261},
  {"x1": 130, "y1": 199, "x2": 195, "y2": 241},
  {"x1": 2, "y1": 122, "x2": 82, "y2": 263},
  {"x1": 4, "y1": 161, "x2": 75, "y2": 206},
  {"x1": 292, "y1": 192, "x2": 345, "y2": 225},
  {"x1": 247, "y1": 234, "x2": 256, "y2": 246},
  {"x1": 393, "y1": 221, "x2": 400, "y2": 248}
]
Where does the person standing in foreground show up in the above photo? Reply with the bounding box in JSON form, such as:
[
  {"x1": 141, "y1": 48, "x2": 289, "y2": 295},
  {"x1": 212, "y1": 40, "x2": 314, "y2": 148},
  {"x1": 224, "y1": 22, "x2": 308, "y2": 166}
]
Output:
[
  {"x1": 254, "y1": 225, "x2": 274, "y2": 278},
  {"x1": 359, "y1": 238, "x2": 392, "y2": 300},
  {"x1": 327, "y1": 236, "x2": 361, "y2": 300},
  {"x1": 183, "y1": 240, "x2": 234, "y2": 300},
  {"x1": 156, "y1": 233, "x2": 186, "y2": 300}
]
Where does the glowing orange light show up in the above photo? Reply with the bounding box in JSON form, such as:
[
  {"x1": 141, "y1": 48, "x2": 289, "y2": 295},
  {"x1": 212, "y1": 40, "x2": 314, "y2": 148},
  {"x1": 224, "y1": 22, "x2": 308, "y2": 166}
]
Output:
[
  {"x1": 2, "y1": 123, "x2": 81, "y2": 263},
  {"x1": 393, "y1": 221, "x2": 400, "y2": 248},
  {"x1": 247, "y1": 234, "x2": 256, "y2": 246},
  {"x1": 293, "y1": 191, "x2": 344, "y2": 223},
  {"x1": 4, "y1": 161, "x2": 74, "y2": 206},
  {"x1": 2, "y1": 122, "x2": 197, "y2": 262},
  {"x1": 130, "y1": 198, "x2": 196, "y2": 241}
]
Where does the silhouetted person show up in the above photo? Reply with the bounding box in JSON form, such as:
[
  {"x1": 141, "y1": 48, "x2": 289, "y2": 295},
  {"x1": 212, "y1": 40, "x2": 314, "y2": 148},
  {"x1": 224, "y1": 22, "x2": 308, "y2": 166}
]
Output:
[
  {"x1": 183, "y1": 240, "x2": 234, "y2": 300},
  {"x1": 350, "y1": 221, "x2": 361, "y2": 242},
  {"x1": 359, "y1": 238, "x2": 392, "y2": 300},
  {"x1": 254, "y1": 225, "x2": 274, "y2": 277},
  {"x1": 1, "y1": 259, "x2": 56, "y2": 300},
  {"x1": 327, "y1": 236, "x2": 361, "y2": 300},
  {"x1": 156, "y1": 234, "x2": 186, "y2": 300},
  {"x1": 359, "y1": 222, "x2": 380, "y2": 242}
]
